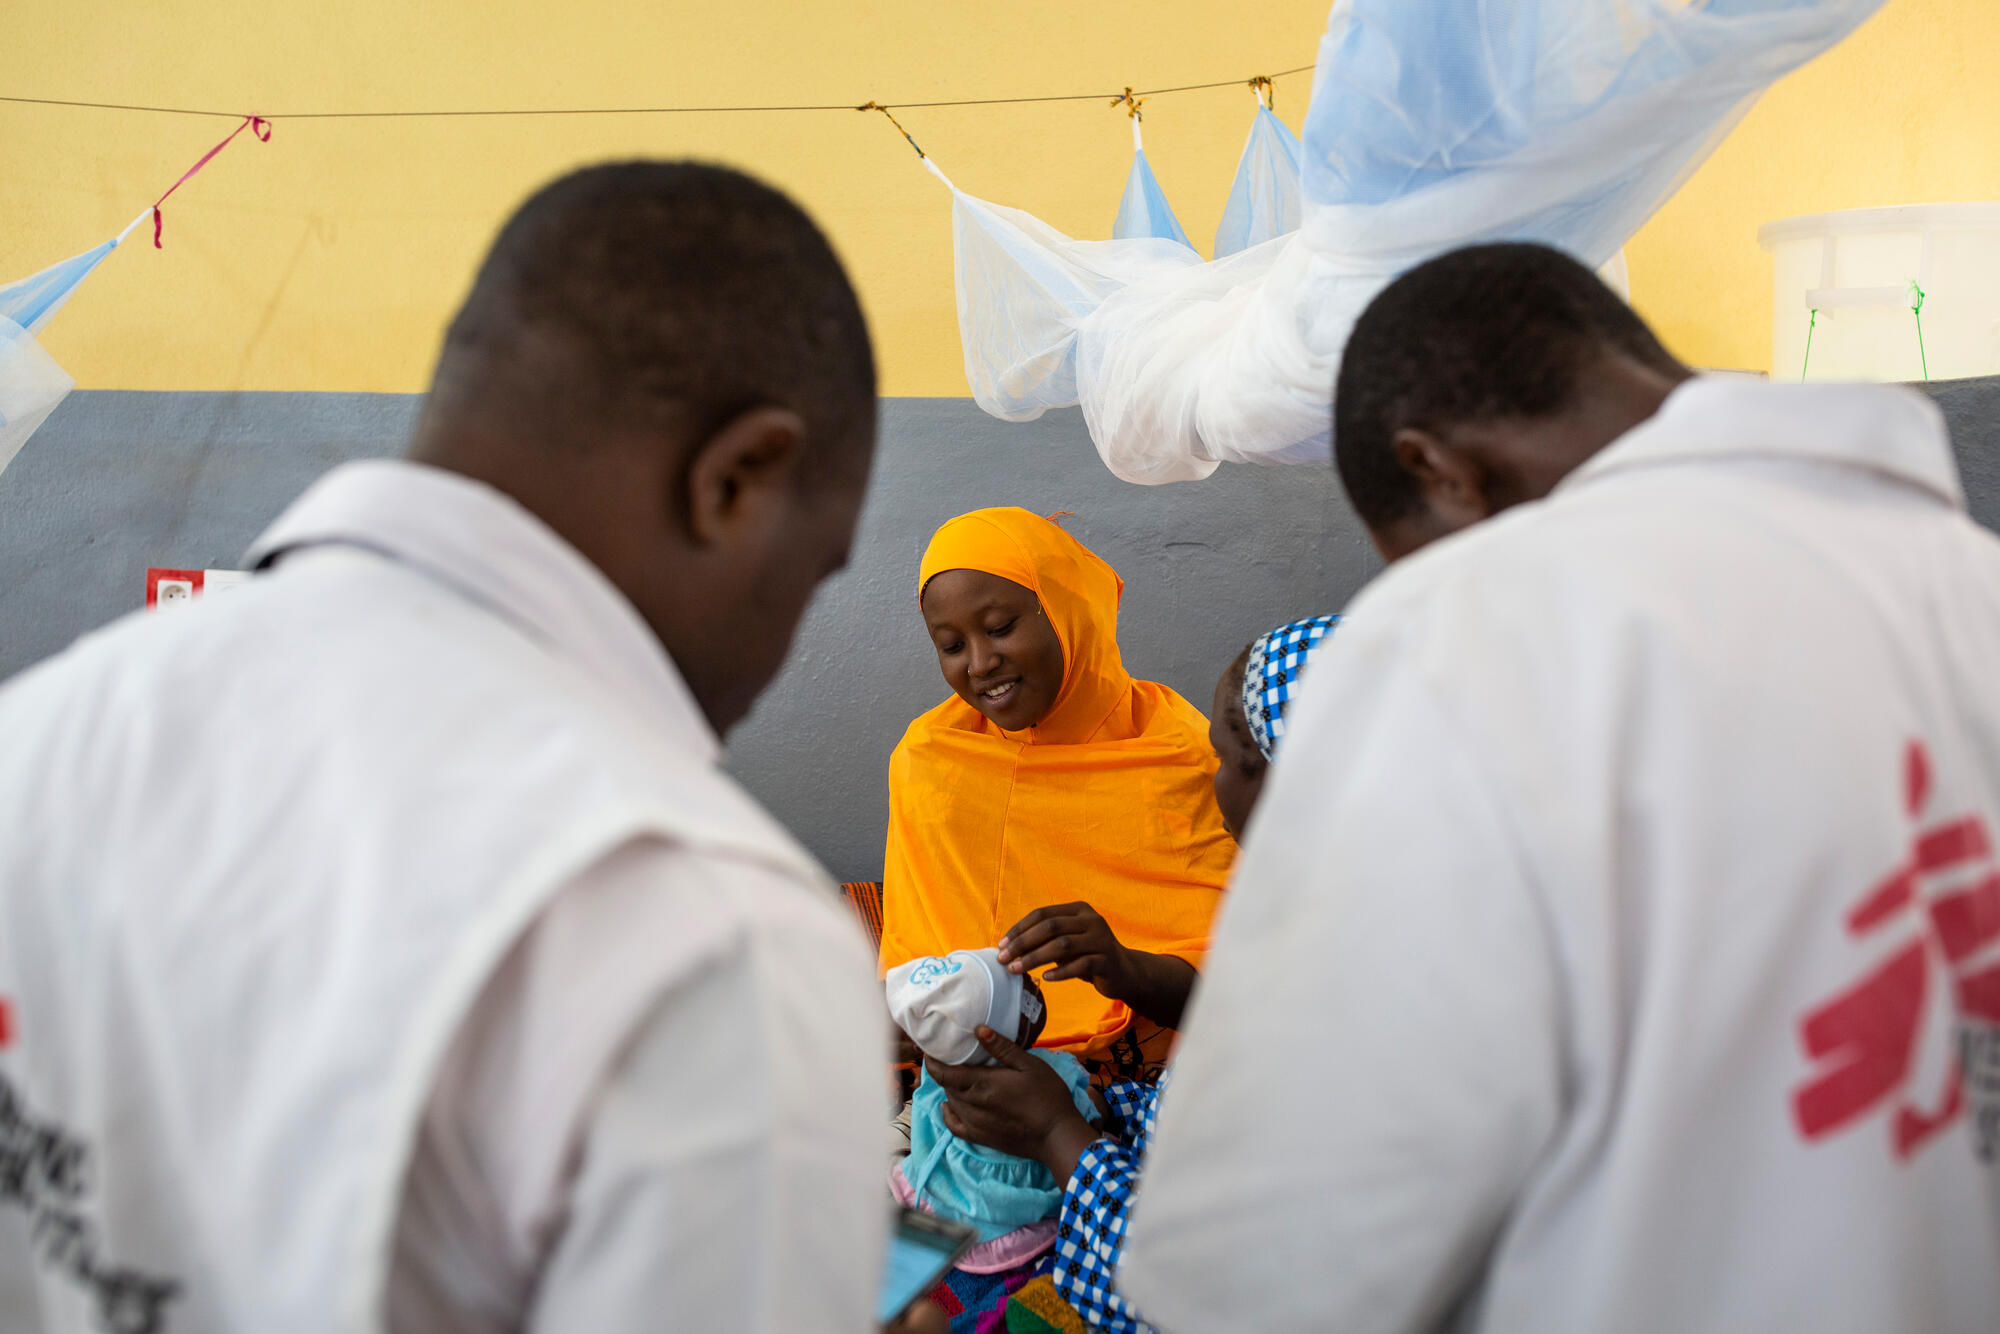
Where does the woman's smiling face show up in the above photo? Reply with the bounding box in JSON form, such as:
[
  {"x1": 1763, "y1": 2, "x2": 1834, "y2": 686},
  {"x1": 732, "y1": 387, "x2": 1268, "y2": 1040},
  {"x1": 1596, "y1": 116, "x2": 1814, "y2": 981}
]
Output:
[{"x1": 920, "y1": 568, "x2": 1066, "y2": 732}]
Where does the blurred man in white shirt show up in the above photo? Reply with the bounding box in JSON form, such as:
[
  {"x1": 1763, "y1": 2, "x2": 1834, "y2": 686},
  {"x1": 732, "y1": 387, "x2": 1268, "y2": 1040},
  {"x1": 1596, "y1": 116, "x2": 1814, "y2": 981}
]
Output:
[
  {"x1": 1124, "y1": 243, "x2": 2000, "y2": 1333},
  {"x1": 0, "y1": 162, "x2": 896, "y2": 1334}
]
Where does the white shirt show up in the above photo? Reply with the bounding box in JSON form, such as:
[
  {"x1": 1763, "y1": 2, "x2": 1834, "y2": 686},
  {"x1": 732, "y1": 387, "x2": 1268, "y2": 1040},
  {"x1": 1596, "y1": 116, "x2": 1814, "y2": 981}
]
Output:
[
  {"x1": 1122, "y1": 379, "x2": 2000, "y2": 1333},
  {"x1": 389, "y1": 842, "x2": 882, "y2": 1334},
  {"x1": 0, "y1": 461, "x2": 885, "y2": 1334}
]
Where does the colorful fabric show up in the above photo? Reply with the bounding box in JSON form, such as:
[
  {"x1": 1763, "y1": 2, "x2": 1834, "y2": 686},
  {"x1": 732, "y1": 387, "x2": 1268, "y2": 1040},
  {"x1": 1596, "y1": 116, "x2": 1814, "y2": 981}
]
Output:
[
  {"x1": 1051, "y1": 1073, "x2": 1168, "y2": 1334},
  {"x1": 1081, "y1": 1015, "x2": 1173, "y2": 1089},
  {"x1": 890, "y1": 1164, "x2": 1059, "y2": 1273},
  {"x1": 902, "y1": 1050, "x2": 1097, "y2": 1243},
  {"x1": 1005, "y1": 1275, "x2": 1090, "y2": 1333},
  {"x1": 881, "y1": 508, "x2": 1236, "y2": 1057},
  {"x1": 841, "y1": 881, "x2": 885, "y2": 949},
  {"x1": 1241, "y1": 614, "x2": 1340, "y2": 760},
  {"x1": 927, "y1": 1258, "x2": 1050, "y2": 1334},
  {"x1": 846, "y1": 879, "x2": 921, "y2": 1100}
]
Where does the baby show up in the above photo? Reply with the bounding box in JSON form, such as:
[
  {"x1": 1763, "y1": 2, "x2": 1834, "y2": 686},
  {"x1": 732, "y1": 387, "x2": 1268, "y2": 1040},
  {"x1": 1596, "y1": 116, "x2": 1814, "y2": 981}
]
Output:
[
  {"x1": 1210, "y1": 612, "x2": 1341, "y2": 838},
  {"x1": 886, "y1": 948, "x2": 1099, "y2": 1271},
  {"x1": 889, "y1": 945, "x2": 1050, "y2": 1063}
]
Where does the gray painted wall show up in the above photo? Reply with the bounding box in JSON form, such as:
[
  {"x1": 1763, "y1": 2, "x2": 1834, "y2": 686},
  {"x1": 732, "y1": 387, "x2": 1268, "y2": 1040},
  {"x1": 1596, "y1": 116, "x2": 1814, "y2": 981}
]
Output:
[
  {"x1": 729, "y1": 401, "x2": 1376, "y2": 879},
  {"x1": 3, "y1": 381, "x2": 1995, "y2": 879},
  {"x1": 0, "y1": 392, "x2": 1375, "y2": 878}
]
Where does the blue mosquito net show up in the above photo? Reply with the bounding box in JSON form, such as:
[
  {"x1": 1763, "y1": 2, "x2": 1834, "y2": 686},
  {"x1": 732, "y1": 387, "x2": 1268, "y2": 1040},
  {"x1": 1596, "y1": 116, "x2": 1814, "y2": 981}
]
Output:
[
  {"x1": 1113, "y1": 120, "x2": 1194, "y2": 249},
  {"x1": 0, "y1": 238, "x2": 122, "y2": 337},
  {"x1": 1214, "y1": 102, "x2": 1304, "y2": 259},
  {"x1": 0, "y1": 233, "x2": 131, "y2": 478},
  {"x1": 932, "y1": 0, "x2": 1885, "y2": 485}
]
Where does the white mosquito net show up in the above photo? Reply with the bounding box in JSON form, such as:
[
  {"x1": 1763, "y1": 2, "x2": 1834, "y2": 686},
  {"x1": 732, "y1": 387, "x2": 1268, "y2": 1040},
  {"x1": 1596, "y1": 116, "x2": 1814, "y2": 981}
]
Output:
[{"x1": 939, "y1": 0, "x2": 1885, "y2": 484}]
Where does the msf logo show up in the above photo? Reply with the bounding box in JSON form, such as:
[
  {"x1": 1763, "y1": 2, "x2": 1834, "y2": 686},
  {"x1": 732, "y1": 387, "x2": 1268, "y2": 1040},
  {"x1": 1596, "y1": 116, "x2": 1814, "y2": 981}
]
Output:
[{"x1": 1792, "y1": 740, "x2": 2000, "y2": 1160}]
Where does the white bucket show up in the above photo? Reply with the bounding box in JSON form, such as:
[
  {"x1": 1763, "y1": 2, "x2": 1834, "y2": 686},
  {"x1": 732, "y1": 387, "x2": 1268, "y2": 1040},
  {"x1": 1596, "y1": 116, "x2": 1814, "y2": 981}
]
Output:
[{"x1": 1758, "y1": 203, "x2": 2000, "y2": 382}]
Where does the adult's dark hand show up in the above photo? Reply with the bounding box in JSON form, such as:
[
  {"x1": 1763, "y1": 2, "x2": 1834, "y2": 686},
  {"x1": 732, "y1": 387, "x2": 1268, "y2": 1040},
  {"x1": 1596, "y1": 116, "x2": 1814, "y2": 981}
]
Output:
[
  {"x1": 998, "y1": 902, "x2": 1137, "y2": 993},
  {"x1": 997, "y1": 902, "x2": 1198, "y2": 1031},
  {"x1": 884, "y1": 1298, "x2": 949, "y2": 1334},
  {"x1": 925, "y1": 1026, "x2": 1101, "y2": 1180}
]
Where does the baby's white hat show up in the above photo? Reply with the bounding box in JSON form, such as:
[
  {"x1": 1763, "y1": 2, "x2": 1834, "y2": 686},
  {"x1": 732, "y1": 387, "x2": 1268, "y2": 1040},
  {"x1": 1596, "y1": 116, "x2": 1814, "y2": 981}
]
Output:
[{"x1": 886, "y1": 947, "x2": 1025, "y2": 1067}]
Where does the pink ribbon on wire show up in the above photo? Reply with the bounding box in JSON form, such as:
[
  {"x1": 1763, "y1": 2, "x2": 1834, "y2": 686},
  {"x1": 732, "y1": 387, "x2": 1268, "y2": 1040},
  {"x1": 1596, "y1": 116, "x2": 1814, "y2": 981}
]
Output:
[{"x1": 150, "y1": 114, "x2": 272, "y2": 248}]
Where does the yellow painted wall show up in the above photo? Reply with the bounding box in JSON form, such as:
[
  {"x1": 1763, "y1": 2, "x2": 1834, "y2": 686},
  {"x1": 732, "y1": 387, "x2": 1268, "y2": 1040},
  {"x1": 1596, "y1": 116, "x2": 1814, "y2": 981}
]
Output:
[
  {"x1": 3, "y1": 0, "x2": 1994, "y2": 395},
  {"x1": 0, "y1": 0, "x2": 1329, "y2": 396},
  {"x1": 1627, "y1": 0, "x2": 2000, "y2": 373}
]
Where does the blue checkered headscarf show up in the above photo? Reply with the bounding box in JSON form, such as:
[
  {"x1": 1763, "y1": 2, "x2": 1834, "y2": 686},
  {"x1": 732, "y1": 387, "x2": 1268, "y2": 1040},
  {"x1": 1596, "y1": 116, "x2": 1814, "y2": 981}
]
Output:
[{"x1": 1240, "y1": 614, "x2": 1340, "y2": 761}]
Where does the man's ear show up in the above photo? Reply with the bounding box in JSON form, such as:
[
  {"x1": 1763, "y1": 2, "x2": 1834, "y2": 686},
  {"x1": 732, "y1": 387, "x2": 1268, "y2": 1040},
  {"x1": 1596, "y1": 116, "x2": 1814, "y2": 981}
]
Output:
[
  {"x1": 682, "y1": 406, "x2": 807, "y2": 548},
  {"x1": 1391, "y1": 425, "x2": 1492, "y2": 532}
]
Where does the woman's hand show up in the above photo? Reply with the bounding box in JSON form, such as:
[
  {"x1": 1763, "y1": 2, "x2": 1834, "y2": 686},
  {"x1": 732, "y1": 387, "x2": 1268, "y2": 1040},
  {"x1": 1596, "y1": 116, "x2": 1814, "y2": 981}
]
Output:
[
  {"x1": 884, "y1": 1298, "x2": 948, "y2": 1334},
  {"x1": 998, "y1": 903, "x2": 1198, "y2": 1031},
  {"x1": 925, "y1": 1026, "x2": 1102, "y2": 1180},
  {"x1": 998, "y1": 902, "x2": 1141, "y2": 995}
]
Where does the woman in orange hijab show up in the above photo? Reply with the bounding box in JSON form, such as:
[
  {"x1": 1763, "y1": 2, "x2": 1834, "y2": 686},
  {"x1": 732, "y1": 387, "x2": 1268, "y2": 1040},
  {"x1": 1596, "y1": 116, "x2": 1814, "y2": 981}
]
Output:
[{"x1": 880, "y1": 508, "x2": 1237, "y2": 1077}]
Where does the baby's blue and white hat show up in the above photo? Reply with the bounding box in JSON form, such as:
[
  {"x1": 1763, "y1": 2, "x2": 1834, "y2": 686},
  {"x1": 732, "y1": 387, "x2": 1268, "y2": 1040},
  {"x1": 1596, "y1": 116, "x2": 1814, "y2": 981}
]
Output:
[
  {"x1": 1241, "y1": 613, "x2": 1340, "y2": 761},
  {"x1": 887, "y1": 947, "x2": 1035, "y2": 1067}
]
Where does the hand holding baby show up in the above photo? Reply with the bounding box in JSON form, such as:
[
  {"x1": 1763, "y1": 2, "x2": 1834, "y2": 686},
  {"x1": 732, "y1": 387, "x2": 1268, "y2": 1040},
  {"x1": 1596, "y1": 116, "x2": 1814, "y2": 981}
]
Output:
[{"x1": 925, "y1": 1026, "x2": 1102, "y2": 1178}]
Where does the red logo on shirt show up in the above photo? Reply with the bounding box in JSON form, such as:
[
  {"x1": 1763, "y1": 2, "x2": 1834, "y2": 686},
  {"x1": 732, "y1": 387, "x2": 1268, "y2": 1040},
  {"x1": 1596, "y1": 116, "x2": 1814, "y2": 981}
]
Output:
[{"x1": 1791, "y1": 741, "x2": 2000, "y2": 1158}]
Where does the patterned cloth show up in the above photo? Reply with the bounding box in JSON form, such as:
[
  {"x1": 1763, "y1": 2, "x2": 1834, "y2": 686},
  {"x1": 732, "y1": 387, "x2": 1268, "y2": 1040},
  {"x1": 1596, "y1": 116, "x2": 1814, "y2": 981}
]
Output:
[
  {"x1": 1051, "y1": 1072, "x2": 1169, "y2": 1334},
  {"x1": 1240, "y1": 614, "x2": 1340, "y2": 760},
  {"x1": 846, "y1": 881, "x2": 922, "y2": 1105},
  {"x1": 927, "y1": 1258, "x2": 1051, "y2": 1334},
  {"x1": 1005, "y1": 1275, "x2": 1090, "y2": 1333},
  {"x1": 1080, "y1": 1015, "x2": 1173, "y2": 1090},
  {"x1": 841, "y1": 881, "x2": 886, "y2": 949}
]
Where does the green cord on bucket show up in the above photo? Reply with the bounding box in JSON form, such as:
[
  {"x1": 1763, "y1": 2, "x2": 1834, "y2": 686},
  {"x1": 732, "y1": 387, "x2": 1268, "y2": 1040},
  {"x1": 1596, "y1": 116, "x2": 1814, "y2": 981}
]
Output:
[
  {"x1": 1801, "y1": 307, "x2": 1818, "y2": 381},
  {"x1": 1910, "y1": 281, "x2": 1930, "y2": 381}
]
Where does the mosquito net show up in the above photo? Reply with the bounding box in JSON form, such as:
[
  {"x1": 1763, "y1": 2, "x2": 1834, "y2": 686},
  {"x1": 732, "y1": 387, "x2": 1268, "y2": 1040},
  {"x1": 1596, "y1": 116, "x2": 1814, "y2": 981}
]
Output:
[
  {"x1": 0, "y1": 237, "x2": 127, "y2": 479},
  {"x1": 1113, "y1": 121, "x2": 1194, "y2": 248},
  {"x1": 1214, "y1": 102, "x2": 1304, "y2": 259},
  {"x1": 944, "y1": 0, "x2": 1884, "y2": 483}
]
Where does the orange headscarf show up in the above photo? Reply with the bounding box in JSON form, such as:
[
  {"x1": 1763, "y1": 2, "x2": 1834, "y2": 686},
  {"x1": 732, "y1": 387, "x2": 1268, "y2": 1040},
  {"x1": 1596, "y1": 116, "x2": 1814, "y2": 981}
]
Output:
[{"x1": 879, "y1": 508, "x2": 1237, "y2": 1058}]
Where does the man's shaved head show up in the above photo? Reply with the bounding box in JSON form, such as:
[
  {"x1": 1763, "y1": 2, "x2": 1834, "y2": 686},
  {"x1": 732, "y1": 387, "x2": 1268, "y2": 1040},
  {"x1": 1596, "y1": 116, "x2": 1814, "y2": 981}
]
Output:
[
  {"x1": 1333, "y1": 243, "x2": 1690, "y2": 562},
  {"x1": 410, "y1": 162, "x2": 879, "y2": 733},
  {"x1": 423, "y1": 160, "x2": 875, "y2": 480}
]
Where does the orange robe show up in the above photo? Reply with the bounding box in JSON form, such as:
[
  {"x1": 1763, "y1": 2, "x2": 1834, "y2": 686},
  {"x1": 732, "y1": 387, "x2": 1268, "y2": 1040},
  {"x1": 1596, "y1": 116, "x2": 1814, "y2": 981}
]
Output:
[{"x1": 880, "y1": 508, "x2": 1237, "y2": 1059}]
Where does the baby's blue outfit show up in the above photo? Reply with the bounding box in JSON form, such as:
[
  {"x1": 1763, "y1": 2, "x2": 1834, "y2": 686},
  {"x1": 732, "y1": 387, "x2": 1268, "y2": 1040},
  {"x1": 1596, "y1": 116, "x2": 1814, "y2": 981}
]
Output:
[{"x1": 903, "y1": 1049, "x2": 1096, "y2": 1241}]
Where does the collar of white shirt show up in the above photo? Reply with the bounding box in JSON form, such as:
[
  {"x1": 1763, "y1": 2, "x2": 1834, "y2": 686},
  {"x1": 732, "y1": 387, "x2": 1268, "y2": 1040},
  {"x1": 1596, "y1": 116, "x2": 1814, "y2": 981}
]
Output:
[
  {"x1": 246, "y1": 458, "x2": 722, "y2": 765},
  {"x1": 1562, "y1": 376, "x2": 1964, "y2": 511}
]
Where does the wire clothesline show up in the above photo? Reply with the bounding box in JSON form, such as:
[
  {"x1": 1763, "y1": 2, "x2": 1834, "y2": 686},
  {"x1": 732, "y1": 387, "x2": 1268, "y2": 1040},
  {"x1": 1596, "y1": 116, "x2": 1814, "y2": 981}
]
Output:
[{"x1": 0, "y1": 64, "x2": 1314, "y2": 122}]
